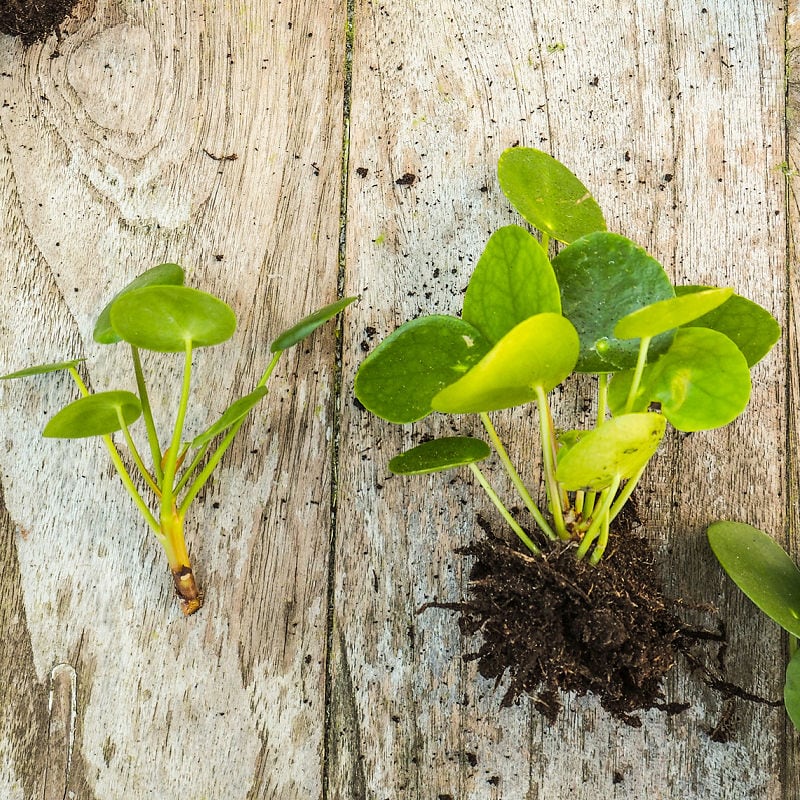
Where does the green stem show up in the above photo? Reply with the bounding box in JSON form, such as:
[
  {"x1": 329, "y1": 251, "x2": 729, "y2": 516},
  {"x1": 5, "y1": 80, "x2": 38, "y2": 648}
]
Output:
[
  {"x1": 479, "y1": 412, "x2": 556, "y2": 540},
  {"x1": 597, "y1": 372, "x2": 609, "y2": 425},
  {"x1": 575, "y1": 475, "x2": 620, "y2": 561},
  {"x1": 67, "y1": 367, "x2": 159, "y2": 533},
  {"x1": 160, "y1": 343, "x2": 193, "y2": 516},
  {"x1": 468, "y1": 463, "x2": 540, "y2": 555},
  {"x1": 608, "y1": 462, "x2": 649, "y2": 524},
  {"x1": 624, "y1": 336, "x2": 652, "y2": 414},
  {"x1": 791, "y1": 635, "x2": 799, "y2": 658},
  {"x1": 116, "y1": 410, "x2": 161, "y2": 497},
  {"x1": 174, "y1": 442, "x2": 210, "y2": 495},
  {"x1": 131, "y1": 346, "x2": 163, "y2": 483},
  {"x1": 257, "y1": 350, "x2": 282, "y2": 387},
  {"x1": 574, "y1": 490, "x2": 585, "y2": 515},
  {"x1": 534, "y1": 386, "x2": 568, "y2": 539},
  {"x1": 179, "y1": 350, "x2": 284, "y2": 515},
  {"x1": 541, "y1": 232, "x2": 550, "y2": 253},
  {"x1": 589, "y1": 511, "x2": 611, "y2": 565}
]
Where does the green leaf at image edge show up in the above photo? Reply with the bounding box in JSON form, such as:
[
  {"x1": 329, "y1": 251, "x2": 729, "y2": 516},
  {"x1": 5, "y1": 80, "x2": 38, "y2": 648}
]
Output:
[
  {"x1": 707, "y1": 521, "x2": 800, "y2": 638},
  {"x1": 43, "y1": 390, "x2": 142, "y2": 438},
  {"x1": 190, "y1": 387, "x2": 268, "y2": 449},
  {"x1": 0, "y1": 359, "x2": 85, "y2": 380},
  {"x1": 785, "y1": 649, "x2": 800, "y2": 730},
  {"x1": 271, "y1": 296, "x2": 358, "y2": 352},
  {"x1": 94, "y1": 263, "x2": 185, "y2": 344},
  {"x1": 389, "y1": 437, "x2": 491, "y2": 475}
]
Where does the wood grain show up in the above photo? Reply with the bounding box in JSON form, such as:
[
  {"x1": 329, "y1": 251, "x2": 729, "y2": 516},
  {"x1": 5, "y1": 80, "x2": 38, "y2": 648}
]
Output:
[
  {"x1": 0, "y1": 0, "x2": 345, "y2": 796},
  {"x1": 335, "y1": 1, "x2": 790, "y2": 798},
  {"x1": 0, "y1": 0, "x2": 796, "y2": 797}
]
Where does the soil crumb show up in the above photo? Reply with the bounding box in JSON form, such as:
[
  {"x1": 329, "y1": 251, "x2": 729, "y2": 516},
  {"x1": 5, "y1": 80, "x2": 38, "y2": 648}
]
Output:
[{"x1": 0, "y1": 0, "x2": 79, "y2": 45}]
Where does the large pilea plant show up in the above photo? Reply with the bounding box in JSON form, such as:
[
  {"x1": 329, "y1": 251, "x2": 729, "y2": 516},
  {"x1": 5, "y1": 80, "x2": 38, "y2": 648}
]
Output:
[
  {"x1": 355, "y1": 148, "x2": 779, "y2": 564},
  {"x1": 1, "y1": 264, "x2": 355, "y2": 614}
]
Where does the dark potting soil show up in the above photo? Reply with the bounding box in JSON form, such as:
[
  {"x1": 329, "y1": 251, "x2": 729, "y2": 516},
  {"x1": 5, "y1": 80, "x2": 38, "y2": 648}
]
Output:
[
  {"x1": 427, "y1": 516, "x2": 778, "y2": 729},
  {"x1": 0, "y1": 0, "x2": 78, "y2": 45}
]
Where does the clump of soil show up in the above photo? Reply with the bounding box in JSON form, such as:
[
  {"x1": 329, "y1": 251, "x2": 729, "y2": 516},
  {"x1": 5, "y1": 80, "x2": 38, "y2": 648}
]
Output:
[
  {"x1": 0, "y1": 0, "x2": 79, "y2": 45},
  {"x1": 429, "y1": 515, "x2": 770, "y2": 728}
]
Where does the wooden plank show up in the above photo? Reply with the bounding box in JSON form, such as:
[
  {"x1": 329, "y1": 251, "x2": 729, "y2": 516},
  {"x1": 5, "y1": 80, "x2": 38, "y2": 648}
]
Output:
[
  {"x1": 335, "y1": 1, "x2": 790, "y2": 797},
  {"x1": 0, "y1": 0, "x2": 345, "y2": 796}
]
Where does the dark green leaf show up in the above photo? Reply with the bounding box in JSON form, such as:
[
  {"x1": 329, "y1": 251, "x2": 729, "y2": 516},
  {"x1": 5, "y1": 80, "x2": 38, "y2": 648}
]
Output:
[
  {"x1": 552, "y1": 232, "x2": 675, "y2": 372},
  {"x1": 354, "y1": 316, "x2": 491, "y2": 423},
  {"x1": 463, "y1": 225, "x2": 561, "y2": 343},
  {"x1": 555, "y1": 412, "x2": 666, "y2": 491},
  {"x1": 614, "y1": 288, "x2": 733, "y2": 340},
  {"x1": 190, "y1": 387, "x2": 268, "y2": 449},
  {"x1": 431, "y1": 313, "x2": 579, "y2": 413},
  {"x1": 708, "y1": 521, "x2": 800, "y2": 638},
  {"x1": 43, "y1": 391, "x2": 142, "y2": 438},
  {"x1": 608, "y1": 327, "x2": 751, "y2": 431},
  {"x1": 0, "y1": 359, "x2": 84, "y2": 380},
  {"x1": 271, "y1": 296, "x2": 358, "y2": 352},
  {"x1": 497, "y1": 147, "x2": 606, "y2": 243},
  {"x1": 389, "y1": 437, "x2": 491, "y2": 475},
  {"x1": 785, "y1": 649, "x2": 800, "y2": 730},
  {"x1": 94, "y1": 263, "x2": 185, "y2": 344},
  {"x1": 675, "y1": 286, "x2": 781, "y2": 367},
  {"x1": 110, "y1": 286, "x2": 236, "y2": 352}
]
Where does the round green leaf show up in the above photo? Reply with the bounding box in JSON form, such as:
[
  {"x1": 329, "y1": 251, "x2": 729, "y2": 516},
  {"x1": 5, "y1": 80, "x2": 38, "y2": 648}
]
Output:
[
  {"x1": 498, "y1": 147, "x2": 606, "y2": 243},
  {"x1": 271, "y1": 296, "x2": 358, "y2": 352},
  {"x1": 94, "y1": 263, "x2": 185, "y2": 344},
  {"x1": 354, "y1": 316, "x2": 491, "y2": 423},
  {"x1": 708, "y1": 521, "x2": 800, "y2": 638},
  {"x1": 110, "y1": 286, "x2": 237, "y2": 352},
  {"x1": 785, "y1": 649, "x2": 800, "y2": 730},
  {"x1": 555, "y1": 412, "x2": 666, "y2": 491},
  {"x1": 675, "y1": 286, "x2": 781, "y2": 367},
  {"x1": 463, "y1": 225, "x2": 561, "y2": 344},
  {"x1": 190, "y1": 387, "x2": 268, "y2": 449},
  {"x1": 431, "y1": 313, "x2": 579, "y2": 414},
  {"x1": 610, "y1": 327, "x2": 751, "y2": 432},
  {"x1": 614, "y1": 287, "x2": 733, "y2": 340},
  {"x1": 388, "y1": 437, "x2": 491, "y2": 475},
  {"x1": 552, "y1": 232, "x2": 675, "y2": 372},
  {"x1": 43, "y1": 390, "x2": 142, "y2": 438},
  {"x1": 0, "y1": 359, "x2": 85, "y2": 380}
]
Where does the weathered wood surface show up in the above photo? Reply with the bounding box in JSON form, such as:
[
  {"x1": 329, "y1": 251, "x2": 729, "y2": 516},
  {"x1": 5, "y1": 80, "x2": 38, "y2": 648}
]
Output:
[{"x1": 0, "y1": 0, "x2": 795, "y2": 797}]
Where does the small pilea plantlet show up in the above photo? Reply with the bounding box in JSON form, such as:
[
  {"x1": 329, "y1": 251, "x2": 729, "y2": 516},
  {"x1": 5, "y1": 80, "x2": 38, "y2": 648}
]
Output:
[
  {"x1": 708, "y1": 521, "x2": 800, "y2": 728},
  {"x1": 356, "y1": 147, "x2": 780, "y2": 564},
  {"x1": 1, "y1": 263, "x2": 356, "y2": 615}
]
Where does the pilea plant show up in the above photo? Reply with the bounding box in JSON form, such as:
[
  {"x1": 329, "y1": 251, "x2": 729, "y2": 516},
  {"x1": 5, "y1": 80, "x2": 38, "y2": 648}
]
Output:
[
  {"x1": 708, "y1": 521, "x2": 800, "y2": 728},
  {"x1": 356, "y1": 146, "x2": 779, "y2": 567},
  {"x1": 1, "y1": 264, "x2": 355, "y2": 615}
]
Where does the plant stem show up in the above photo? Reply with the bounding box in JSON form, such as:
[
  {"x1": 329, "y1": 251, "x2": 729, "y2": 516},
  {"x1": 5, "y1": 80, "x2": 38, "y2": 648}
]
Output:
[
  {"x1": 479, "y1": 412, "x2": 556, "y2": 540},
  {"x1": 68, "y1": 367, "x2": 159, "y2": 533},
  {"x1": 174, "y1": 442, "x2": 210, "y2": 495},
  {"x1": 534, "y1": 385, "x2": 568, "y2": 539},
  {"x1": 117, "y1": 410, "x2": 161, "y2": 497},
  {"x1": 160, "y1": 343, "x2": 193, "y2": 515},
  {"x1": 575, "y1": 475, "x2": 620, "y2": 561},
  {"x1": 791, "y1": 635, "x2": 799, "y2": 658},
  {"x1": 540, "y1": 232, "x2": 550, "y2": 253},
  {"x1": 589, "y1": 510, "x2": 611, "y2": 565},
  {"x1": 624, "y1": 336, "x2": 652, "y2": 414},
  {"x1": 160, "y1": 505, "x2": 201, "y2": 615},
  {"x1": 131, "y1": 346, "x2": 163, "y2": 483},
  {"x1": 597, "y1": 372, "x2": 609, "y2": 425},
  {"x1": 179, "y1": 351, "x2": 284, "y2": 515},
  {"x1": 608, "y1": 462, "x2": 648, "y2": 524},
  {"x1": 468, "y1": 463, "x2": 540, "y2": 555}
]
